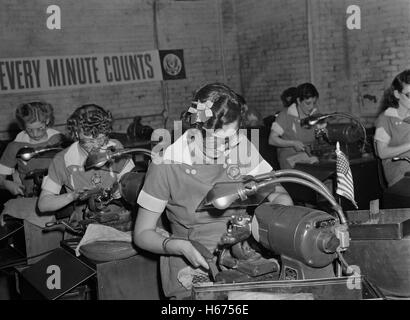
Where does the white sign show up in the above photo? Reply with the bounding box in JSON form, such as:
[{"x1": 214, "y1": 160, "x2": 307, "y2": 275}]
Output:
[{"x1": 0, "y1": 50, "x2": 163, "y2": 94}]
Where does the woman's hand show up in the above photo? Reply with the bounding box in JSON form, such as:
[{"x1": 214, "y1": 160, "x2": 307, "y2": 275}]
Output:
[
  {"x1": 134, "y1": 208, "x2": 209, "y2": 270},
  {"x1": 292, "y1": 140, "x2": 306, "y2": 152},
  {"x1": 38, "y1": 189, "x2": 77, "y2": 213},
  {"x1": 66, "y1": 190, "x2": 80, "y2": 202},
  {"x1": 310, "y1": 156, "x2": 319, "y2": 163},
  {"x1": 168, "y1": 239, "x2": 210, "y2": 270},
  {"x1": 4, "y1": 180, "x2": 25, "y2": 196},
  {"x1": 74, "y1": 187, "x2": 95, "y2": 201},
  {"x1": 63, "y1": 189, "x2": 85, "y2": 203}
]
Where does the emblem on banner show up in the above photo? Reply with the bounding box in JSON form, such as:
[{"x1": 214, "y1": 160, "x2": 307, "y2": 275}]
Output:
[
  {"x1": 163, "y1": 54, "x2": 182, "y2": 76},
  {"x1": 159, "y1": 49, "x2": 186, "y2": 80}
]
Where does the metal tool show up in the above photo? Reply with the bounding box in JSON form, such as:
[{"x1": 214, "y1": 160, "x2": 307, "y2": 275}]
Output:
[
  {"x1": 189, "y1": 240, "x2": 219, "y2": 281},
  {"x1": 43, "y1": 221, "x2": 84, "y2": 235}
]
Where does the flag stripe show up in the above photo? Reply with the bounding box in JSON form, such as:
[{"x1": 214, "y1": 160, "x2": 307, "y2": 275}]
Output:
[
  {"x1": 337, "y1": 176, "x2": 353, "y2": 187},
  {"x1": 337, "y1": 181, "x2": 353, "y2": 190},
  {"x1": 336, "y1": 148, "x2": 357, "y2": 209},
  {"x1": 337, "y1": 186, "x2": 353, "y2": 195}
]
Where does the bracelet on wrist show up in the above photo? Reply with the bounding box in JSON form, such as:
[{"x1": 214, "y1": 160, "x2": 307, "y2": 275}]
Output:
[
  {"x1": 161, "y1": 236, "x2": 187, "y2": 254},
  {"x1": 162, "y1": 237, "x2": 173, "y2": 254}
]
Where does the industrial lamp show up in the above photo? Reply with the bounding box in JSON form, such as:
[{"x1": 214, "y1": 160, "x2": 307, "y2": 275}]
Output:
[
  {"x1": 202, "y1": 167, "x2": 351, "y2": 281},
  {"x1": 84, "y1": 148, "x2": 153, "y2": 170},
  {"x1": 392, "y1": 156, "x2": 410, "y2": 163},
  {"x1": 16, "y1": 147, "x2": 63, "y2": 161},
  {"x1": 204, "y1": 169, "x2": 347, "y2": 225}
]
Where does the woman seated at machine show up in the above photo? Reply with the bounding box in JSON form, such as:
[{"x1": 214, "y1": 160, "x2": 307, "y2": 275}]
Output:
[
  {"x1": 269, "y1": 83, "x2": 324, "y2": 169},
  {"x1": 38, "y1": 104, "x2": 135, "y2": 230},
  {"x1": 134, "y1": 83, "x2": 293, "y2": 299},
  {"x1": 0, "y1": 101, "x2": 64, "y2": 197},
  {"x1": 374, "y1": 69, "x2": 410, "y2": 206},
  {"x1": 280, "y1": 86, "x2": 298, "y2": 109}
]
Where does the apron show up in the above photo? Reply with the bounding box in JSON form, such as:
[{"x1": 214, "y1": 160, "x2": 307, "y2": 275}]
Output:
[
  {"x1": 277, "y1": 121, "x2": 316, "y2": 169},
  {"x1": 160, "y1": 162, "x2": 248, "y2": 299},
  {"x1": 275, "y1": 106, "x2": 317, "y2": 169}
]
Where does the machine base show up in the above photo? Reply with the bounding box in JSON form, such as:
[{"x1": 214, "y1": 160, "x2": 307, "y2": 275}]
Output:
[
  {"x1": 192, "y1": 276, "x2": 384, "y2": 300},
  {"x1": 280, "y1": 256, "x2": 335, "y2": 280}
]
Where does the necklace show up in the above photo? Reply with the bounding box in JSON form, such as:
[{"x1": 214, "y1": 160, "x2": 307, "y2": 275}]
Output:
[{"x1": 188, "y1": 136, "x2": 241, "y2": 163}]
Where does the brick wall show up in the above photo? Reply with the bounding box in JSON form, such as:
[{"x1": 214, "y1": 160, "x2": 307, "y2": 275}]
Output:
[
  {"x1": 310, "y1": 0, "x2": 410, "y2": 125},
  {"x1": 0, "y1": 0, "x2": 157, "y2": 139},
  {"x1": 155, "y1": 0, "x2": 241, "y2": 128},
  {"x1": 345, "y1": 0, "x2": 410, "y2": 125},
  {"x1": 235, "y1": 0, "x2": 310, "y2": 114},
  {"x1": 309, "y1": 0, "x2": 349, "y2": 115},
  {"x1": 234, "y1": 0, "x2": 410, "y2": 127},
  {"x1": 2, "y1": 0, "x2": 410, "y2": 140},
  {"x1": 0, "y1": 0, "x2": 240, "y2": 140}
]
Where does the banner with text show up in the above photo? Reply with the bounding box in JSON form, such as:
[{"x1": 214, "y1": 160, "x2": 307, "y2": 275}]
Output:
[{"x1": 0, "y1": 50, "x2": 185, "y2": 94}]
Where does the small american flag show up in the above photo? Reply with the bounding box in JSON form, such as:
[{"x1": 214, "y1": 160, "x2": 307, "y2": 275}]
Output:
[{"x1": 335, "y1": 142, "x2": 358, "y2": 209}]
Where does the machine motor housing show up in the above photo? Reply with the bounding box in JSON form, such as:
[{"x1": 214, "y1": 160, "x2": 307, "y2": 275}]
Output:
[{"x1": 253, "y1": 203, "x2": 340, "y2": 268}]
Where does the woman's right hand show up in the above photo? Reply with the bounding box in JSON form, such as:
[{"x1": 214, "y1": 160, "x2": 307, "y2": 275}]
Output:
[
  {"x1": 168, "y1": 239, "x2": 210, "y2": 270},
  {"x1": 292, "y1": 140, "x2": 306, "y2": 152},
  {"x1": 66, "y1": 191, "x2": 79, "y2": 202},
  {"x1": 67, "y1": 187, "x2": 91, "y2": 202},
  {"x1": 5, "y1": 181, "x2": 25, "y2": 196}
]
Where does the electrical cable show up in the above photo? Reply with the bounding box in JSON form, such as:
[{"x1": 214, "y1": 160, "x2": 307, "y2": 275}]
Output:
[{"x1": 0, "y1": 248, "x2": 57, "y2": 271}]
